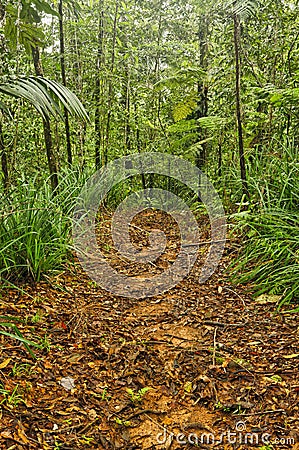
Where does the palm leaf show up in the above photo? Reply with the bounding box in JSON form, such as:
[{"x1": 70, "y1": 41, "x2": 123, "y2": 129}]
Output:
[
  {"x1": 0, "y1": 76, "x2": 89, "y2": 121},
  {"x1": 219, "y1": 0, "x2": 259, "y2": 18},
  {"x1": 155, "y1": 67, "x2": 206, "y2": 90},
  {"x1": 35, "y1": 77, "x2": 89, "y2": 121}
]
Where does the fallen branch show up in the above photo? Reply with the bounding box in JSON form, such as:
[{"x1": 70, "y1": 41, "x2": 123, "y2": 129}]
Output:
[
  {"x1": 182, "y1": 239, "x2": 227, "y2": 247},
  {"x1": 234, "y1": 409, "x2": 285, "y2": 417},
  {"x1": 203, "y1": 320, "x2": 246, "y2": 327}
]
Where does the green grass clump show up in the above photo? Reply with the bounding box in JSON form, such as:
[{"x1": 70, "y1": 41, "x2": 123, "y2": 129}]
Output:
[
  {"x1": 229, "y1": 139, "x2": 299, "y2": 310},
  {"x1": 230, "y1": 209, "x2": 299, "y2": 308},
  {"x1": 0, "y1": 168, "x2": 88, "y2": 283}
]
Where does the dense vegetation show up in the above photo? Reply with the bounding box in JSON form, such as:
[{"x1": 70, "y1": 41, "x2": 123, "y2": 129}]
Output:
[{"x1": 0, "y1": 0, "x2": 298, "y2": 308}]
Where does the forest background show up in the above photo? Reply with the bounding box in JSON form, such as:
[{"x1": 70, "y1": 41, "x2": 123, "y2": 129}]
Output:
[{"x1": 0, "y1": 0, "x2": 298, "y2": 309}]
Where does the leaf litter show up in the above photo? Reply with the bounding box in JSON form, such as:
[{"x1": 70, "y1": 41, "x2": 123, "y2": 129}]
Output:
[{"x1": 0, "y1": 210, "x2": 298, "y2": 449}]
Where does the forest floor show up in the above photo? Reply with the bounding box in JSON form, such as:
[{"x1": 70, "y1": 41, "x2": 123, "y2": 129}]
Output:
[{"x1": 0, "y1": 211, "x2": 298, "y2": 450}]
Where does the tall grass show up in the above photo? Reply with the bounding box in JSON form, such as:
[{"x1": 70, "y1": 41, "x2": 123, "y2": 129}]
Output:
[
  {"x1": 0, "y1": 168, "x2": 89, "y2": 283},
  {"x1": 229, "y1": 138, "x2": 299, "y2": 308}
]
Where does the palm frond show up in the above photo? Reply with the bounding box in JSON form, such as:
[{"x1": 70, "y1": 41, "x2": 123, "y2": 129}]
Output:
[
  {"x1": 154, "y1": 67, "x2": 206, "y2": 91},
  {"x1": 222, "y1": 0, "x2": 259, "y2": 18},
  {"x1": 196, "y1": 116, "x2": 228, "y2": 130},
  {"x1": 0, "y1": 76, "x2": 89, "y2": 121}
]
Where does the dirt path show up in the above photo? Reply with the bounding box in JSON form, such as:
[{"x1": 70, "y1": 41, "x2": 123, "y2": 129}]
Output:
[{"x1": 0, "y1": 212, "x2": 298, "y2": 449}]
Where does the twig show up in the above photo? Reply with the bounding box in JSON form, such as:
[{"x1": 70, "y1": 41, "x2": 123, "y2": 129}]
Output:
[
  {"x1": 203, "y1": 320, "x2": 246, "y2": 327},
  {"x1": 126, "y1": 409, "x2": 165, "y2": 420},
  {"x1": 182, "y1": 239, "x2": 227, "y2": 247},
  {"x1": 212, "y1": 327, "x2": 217, "y2": 366},
  {"x1": 223, "y1": 286, "x2": 246, "y2": 307},
  {"x1": 234, "y1": 409, "x2": 285, "y2": 417},
  {"x1": 77, "y1": 418, "x2": 100, "y2": 435}
]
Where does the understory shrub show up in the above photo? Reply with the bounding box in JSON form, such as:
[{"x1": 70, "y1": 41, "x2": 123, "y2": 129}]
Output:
[
  {"x1": 0, "y1": 168, "x2": 88, "y2": 283},
  {"x1": 230, "y1": 139, "x2": 299, "y2": 310},
  {"x1": 230, "y1": 209, "x2": 299, "y2": 308}
]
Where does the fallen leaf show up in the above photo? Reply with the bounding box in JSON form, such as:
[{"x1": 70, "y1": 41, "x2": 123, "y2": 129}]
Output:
[
  {"x1": 0, "y1": 358, "x2": 11, "y2": 369},
  {"x1": 283, "y1": 354, "x2": 299, "y2": 359},
  {"x1": 256, "y1": 294, "x2": 281, "y2": 304},
  {"x1": 184, "y1": 381, "x2": 193, "y2": 393},
  {"x1": 59, "y1": 377, "x2": 75, "y2": 391}
]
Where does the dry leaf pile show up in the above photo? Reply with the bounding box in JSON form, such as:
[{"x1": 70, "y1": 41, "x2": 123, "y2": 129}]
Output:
[{"x1": 0, "y1": 211, "x2": 298, "y2": 449}]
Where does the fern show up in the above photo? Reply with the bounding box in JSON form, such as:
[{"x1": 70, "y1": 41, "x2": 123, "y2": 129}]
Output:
[
  {"x1": 126, "y1": 387, "x2": 152, "y2": 403},
  {"x1": 196, "y1": 116, "x2": 228, "y2": 130},
  {"x1": 167, "y1": 119, "x2": 199, "y2": 133},
  {"x1": 154, "y1": 67, "x2": 206, "y2": 90},
  {"x1": 173, "y1": 96, "x2": 197, "y2": 122}
]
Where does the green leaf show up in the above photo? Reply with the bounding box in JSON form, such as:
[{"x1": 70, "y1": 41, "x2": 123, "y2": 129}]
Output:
[
  {"x1": 173, "y1": 97, "x2": 197, "y2": 122},
  {"x1": 31, "y1": 0, "x2": 60, "y2": 17},
  {"x1": 0, "y1": 77, "x2": 89, "y2": 122}
]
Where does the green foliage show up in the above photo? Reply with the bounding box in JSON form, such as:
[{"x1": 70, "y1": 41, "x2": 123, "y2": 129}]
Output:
[
  {"x1": 230, "y1": 210, "x2": 299, "y2": 306},
  {"x1": 0, "y1": 315, "x2": 42, "y2": 358},
  {"x1": 154, "y1": 67, "x2": 206, "y2": 90},
  {"x1": 126, "y1": 387, "x2": 152, "y2": 403},
  {"x1": 0, "y1": 383, "x2": 26, "y2": 408},
  {"x1": 0, "y1": 76, "x2": 89, "y2": 121},
  {"x1": 223, "y1": 0, "x2": 260, "y2": 18},
  {"x1": 228, "y1": 139, "x2": 299, "y2": 308},
  {"x1": 4, "y1": 4, "x2": 45, "y2": 53},
  {"x1": 0, "y1": 169, "x2": 88, "y2": 283},
  {"x1": 173, "y1": 96, "x2": 197, "y2": 122},
  {"x1": 4, "y1": 0, "x2": 59, "y2": 54}
]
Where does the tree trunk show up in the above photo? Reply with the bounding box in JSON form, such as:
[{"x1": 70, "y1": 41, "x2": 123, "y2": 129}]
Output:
[
  {"x1": 124, "y1": 66, "x2": 131, "y2": 152},
  {"x1": 95, "y1": 4, "x2": 104, "y2": 169},
  {"x1": 134, "y1": 102, "x2": 146, "y2": 190},
  {"x1": 218, "y1": 142, "x2": 222, "y2": 177},
  {"x1": 196, "y1": 16, "x2": 209, "y2": 168},
  {"x1": 71, "y1": 12, "x2": 85, "y2": 167},
  {"x1": 0, "y1": 120, "x2": 9, "y2": 191},
  {"x1": 194, "y1": 15, "x2": 209, "y2": 201},
  {"x1": 59, "y1": 0, "x2": 72, "y2": 165},
  {"x1": 104, "y1": 0, "x2": 118, "y2": 164},
  {"x1": 31, "y1": 46, "x2": 58, "y2": 190},
  {"x1": 233, "y1": 12, "x2": 249, "y2": 199}
]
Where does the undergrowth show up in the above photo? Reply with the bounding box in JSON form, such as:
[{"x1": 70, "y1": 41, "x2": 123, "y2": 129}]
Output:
[
  {"x1": 0, "y1": 168, "x2": 88, "y2": 284},
  {"x1": 229, "y1": 138, "x2": 299, "y2": 309}
]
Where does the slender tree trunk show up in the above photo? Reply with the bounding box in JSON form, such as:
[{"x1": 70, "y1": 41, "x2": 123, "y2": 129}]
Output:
[
  {"x1": 233, "y1": 12, "x2": 249, "y2": 199},
  {"x1": 196, "y1": 16, "x2": 209, "y2": 169},
  {"x1": 95, "y1": 4, "x2": 104, "y2": 169},
  {"x1": 134, "y1": 102, "x2": 146, "y2": 190},
  {"x1": 0, "y1": 120, "x2": 8, "y2": 191},
  {"x1": 194, "y1": 16, "x2": 209, "y2": 201},
  {"x1": 124, "y1": 66, "x2": 131, "y2": 152},
  {"x1": 0, "y1": 5, "x2": 6, "y2": 189},
  {"x1": 218, "y1": 141, "x2": 222, "y2": 177},
  {"x1": 31, "y1": 46, "x2": 58, "y2": 190},
  {"x1": 71, "y1": 13, "x2": 85, "y2": 167},
  {"x1": 104, "y1": 0, "x2": 118, "y2": 164},
  {"x1": 59, "y1": 0, "x2": 72, "y2": 165}
]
